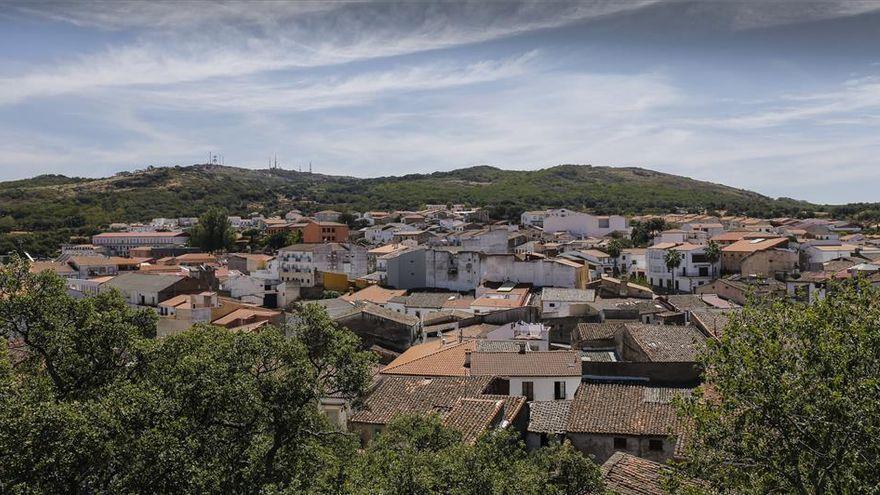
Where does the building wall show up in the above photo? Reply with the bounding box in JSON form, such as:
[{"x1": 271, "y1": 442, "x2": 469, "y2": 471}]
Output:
[
  {"x1": 461, "y1": 229, "x2": 509, "y2": 254},
  {"x1": 424, "y1": 250, "x2": 483, "y2": 292},
  {"x1": 567, "y1": 433, "x2": 677, "y2": 464},
  {"x1": 385, "y1": 248, "x2": 428, "y2": 289},
  {"x1": 542, "y1": 210, "x2": 628, "y2": 237},
  {"x1": 740, "y1": 249, "x2": 798, "y2": 277},
  {"x1": 302, "y1": 222, "x2": 349, "y2": 243},
  {"x1": 507, "y1": 376, "x2": 579, "y2": 401}
]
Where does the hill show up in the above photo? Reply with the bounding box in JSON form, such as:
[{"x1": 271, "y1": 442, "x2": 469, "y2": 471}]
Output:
[{"x1": 0, "y1": 163, "x2": 841, "y2": 256}]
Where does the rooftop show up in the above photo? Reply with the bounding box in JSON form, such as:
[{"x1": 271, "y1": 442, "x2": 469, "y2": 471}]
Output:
[
  {"x1": 567, "y1": 382, "x2": 693, "y2": 437},
  {"x1": 470, "y1": 350, "x2": 581, "y2": 377},
  {"x1": 623, "y1": 323, "x2": 707, "y2": 362},
  {"x1": 528, "y1": 400, "x2": 572, "y2": 434}
]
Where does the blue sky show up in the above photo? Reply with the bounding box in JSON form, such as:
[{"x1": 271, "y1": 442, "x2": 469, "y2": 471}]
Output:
[{"x1": 1, "y1": 1, "x2": 879, "y2": 203}]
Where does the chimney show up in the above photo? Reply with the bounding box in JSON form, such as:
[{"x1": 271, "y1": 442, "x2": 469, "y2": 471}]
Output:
[
  {"x1": 518, "y1": 342, "x2": 527, "y2": 354},
  {"x1": 464, "y1": 351, "x2": 472, "y2": 368}
]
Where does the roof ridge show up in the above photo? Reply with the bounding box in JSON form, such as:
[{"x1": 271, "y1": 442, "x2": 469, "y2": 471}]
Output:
[{"x1": 381, "y1": 340, "x2": 472, "y2": 373}]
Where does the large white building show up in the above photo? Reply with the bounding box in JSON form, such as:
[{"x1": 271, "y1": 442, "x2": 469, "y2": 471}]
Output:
[
  {"x1": 276, "y1": 243, "x2": 368, "y2": 287},
  {"x1": 646, "y1": 242, "x2": 717, "y2": 293},
  {"x1": 91, "y1": 231, "x2": 189, "y2": 255},
  {"x1": 542, "y1": 209, "x2": 628, "y2": 237}
]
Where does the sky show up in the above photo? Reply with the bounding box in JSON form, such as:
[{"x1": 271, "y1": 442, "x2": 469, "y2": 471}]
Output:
[{"x1": 1, "y1": 1, "x2": 879, "y2": 204}]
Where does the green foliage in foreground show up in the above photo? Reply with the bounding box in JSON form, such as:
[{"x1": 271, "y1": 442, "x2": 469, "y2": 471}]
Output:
[
  {"x1": 351, "y1": 414, "x2": 601, "y2": 495},
  {"x1": 0, "y1": 259, "x2": 602, "y2": 494},
  {"x1": 676, "y1": 280, "x2": 880, "y2": 494}
]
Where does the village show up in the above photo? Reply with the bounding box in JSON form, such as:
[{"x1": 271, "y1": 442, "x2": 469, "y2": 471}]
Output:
[{"x1": 18, "y1": 203, "x2": 880, "y2": 489}]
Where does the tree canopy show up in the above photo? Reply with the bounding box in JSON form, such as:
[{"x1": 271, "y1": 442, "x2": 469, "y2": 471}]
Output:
[
  {"x1": 190, "y1": 207, "x2": 235, "y2": 252},
  {"x1": 350, "y1": 414, "x2": 602, "y2": 495},
  {"x1": 676, "y1": 280, "x2": 880, "y2": 494}
]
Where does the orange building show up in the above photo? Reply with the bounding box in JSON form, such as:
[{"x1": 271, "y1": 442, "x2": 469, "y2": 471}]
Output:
[
  {"x1": 302, "y1": 220, "x2": 349, "y2": 243},
  {"x1": 266, "y1": 219, "x2": 349, "y2": 243}
]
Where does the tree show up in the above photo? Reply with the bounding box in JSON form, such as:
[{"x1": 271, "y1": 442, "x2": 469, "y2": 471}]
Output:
[
  {"x1": 337, "y1": 212, "x2": 357, "y2": 228},
  {"x1": 676, "y1": 280, "x2": 880, "y2": 494},
  {"x1": 0, "y1": 259, "x2": 375, "y2": 494},
  {"x1": 190, "y1": 207, "x2": 235, "y2": 252},
  {"x1": 349, "y1": 414, "x2": 603, "y2": 495},
  {"x1": 664, "y1": 248, "x2": 683, "y2": 293},
  {"x1": 606, "y1": 239, "x2": 623, "y2": 275},
  {"x1": 266, "y1": 229, "x2": 301, "y2": 250},
  {"x1": 704, "y1": 240, "x2": 721, "y2": 279}
]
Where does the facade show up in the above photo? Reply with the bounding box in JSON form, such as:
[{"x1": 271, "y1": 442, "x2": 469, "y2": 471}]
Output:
[
  {"x1": 302, "y1": 220, "x2": 349, "y2": 243},
  {"x1": 483, "y1": 255, "x2": 588, "y2": 289},
  {"x1": 542, "y1": 209, "x2": 628, "y2": 237},
  {"x1": 720, "y1": 237, "x2": 789, "y2": 274},
  {"x1": 739, "y1": 248, "x2": 798, "y2": 278},
  {"x1": 469, "y1": 350, "x2": 582, "y2": 401},
  {"x1": 619, "y1": 248, "x2": 647, "y2": 277},
  {"x1": 540, "y1": 287, "x2": 596, "y2": 318},
  {"x1": 91, "y1": 231, "x2": 189, "y2": 255},
  {"x1": 566, "y1": 382, "x2": 692, "y2": 463},
  {"x1": 520, "y1": 210, "x2": 548, "y2": 227},
  {"x1": 647, "y1": 242, "x2": 717, "y2": 293},
  {"x1": 276, "y1": 243, "x2": 368, "y2": 287}
]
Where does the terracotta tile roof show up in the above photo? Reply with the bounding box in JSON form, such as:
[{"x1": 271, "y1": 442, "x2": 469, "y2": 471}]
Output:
[
  {"x1": 350, "y1": 375, "x2": 494, "y2": 424},
  {"x1": 93, "y1": 231, "x2": 187, "y2": 238},
  {"x1": 340, "y1": 285, "x2": 407, "y2": 305},
  {"x1": 381, "y1": 339, "x2": 476, "y2": 377},
  {"x1": 67, "y1": 256, "x2": 118, "y2": 266},
  {"x1": 528, "y1": 400, "x2": 571, "y2": 434},
  {"x1": 599, "y1": 451, "x2": 669, "y2": 495},
  {"x1": 567, "y1": 382, "x2": 692, "y2": 437},
  {"x1": 443, "y1": 398, "x2": 505, "y2": 443},
  {"x1": 29, "y1": 261, "x2": 75, "y2": 276},
  {"x1": 573, "y1": 322, "x2": 626, "y2": 345},
  {"x1": 722, "y1": 237, "x2": 787, "y2": 253},
  {"x1": 690, "y1": 309, "x2": 738, "y2": 338},
  {"x1": 212, "y1": 307, "x2": 280, "y2": 326},
  {"x1": 470, "y1": 351, "x2": 581, "y2": 377},
  {"x1": 709, "y1": 231, "x2": 751, "y2": 242},
  {"x1": 623, "y1": 323, "x2": 707, "y2": 362}
]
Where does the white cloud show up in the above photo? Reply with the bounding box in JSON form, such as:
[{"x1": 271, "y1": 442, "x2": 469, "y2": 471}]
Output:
[{"x1": 0, "y1": 1, "x2": 658, "y2": 105}]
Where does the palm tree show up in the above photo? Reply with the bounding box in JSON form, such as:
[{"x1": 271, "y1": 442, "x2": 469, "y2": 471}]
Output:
[
  {"x1": 664, "y1": 248, "x2": 683, "y2": 293},
  {"x1": 607, "y1": 239, "x2": 622, "y2": 275},
  {"x1": 704, "y1": 240, "x2": 721, "y2": 279}
]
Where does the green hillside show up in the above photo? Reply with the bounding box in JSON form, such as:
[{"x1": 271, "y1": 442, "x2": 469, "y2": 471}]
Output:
[{"x1": 0, "y1": 163, "x2": 853, "y2": 257}]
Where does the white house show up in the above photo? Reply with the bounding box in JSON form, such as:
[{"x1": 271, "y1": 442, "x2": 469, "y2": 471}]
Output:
[
  {"x1": 542, "y1": 209, "x2": 628, "y2": 238},
  {"x1": 619, "y1": 248, "x2": 647, "y2": 277},
  {"x1": 540, "y1": 288, "x2": 596, "y2": 318},
  {"x1": 801, "y1": 242, "x2": 858, "y2": 269},
  {"x1": 276, "y1": 243, "x2": 368, "y2": 287},
  {"x1": 520, "y1": 210, "x2": 549, "y2": 227},
  {"x1": 470, "y1": 350, "x2": 581, "y2": 401},
  {"x1": 646, "y1": 242, "x2": 717, "y2": 293}
]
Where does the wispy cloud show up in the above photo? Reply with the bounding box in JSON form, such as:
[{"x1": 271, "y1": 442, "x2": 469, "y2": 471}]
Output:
[{"x1": 0, "y1": 1, "x2": 656, "y2": 105}]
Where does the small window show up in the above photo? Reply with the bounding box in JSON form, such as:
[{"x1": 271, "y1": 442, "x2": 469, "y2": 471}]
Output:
[
  {"x1": 613, "y1": 437, "x2": 627, "y2": 449},
  {"x1": 649, "y1": 439, "x2": 664, "y2": 452},
  {"x1": 554, "y1": 381, "x2": 566, "y2": 400},
  {"x1": 522, "y1": 381, "x2": 534, "y2": 401}
]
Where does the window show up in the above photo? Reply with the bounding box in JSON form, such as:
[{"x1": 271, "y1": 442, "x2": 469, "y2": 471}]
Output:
[
  {"x1": 613, "y1": 437, "x2": 627, "y2": 449},
  {"x1": 521, "y1": 381, "x2": 534, "y2": 401},
  {"x1": 649, "y1": 439, "x2": 664, "y2": 452},
  {"x1": 554, "y1": 381, "x2": 566, "y2": 400}
]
